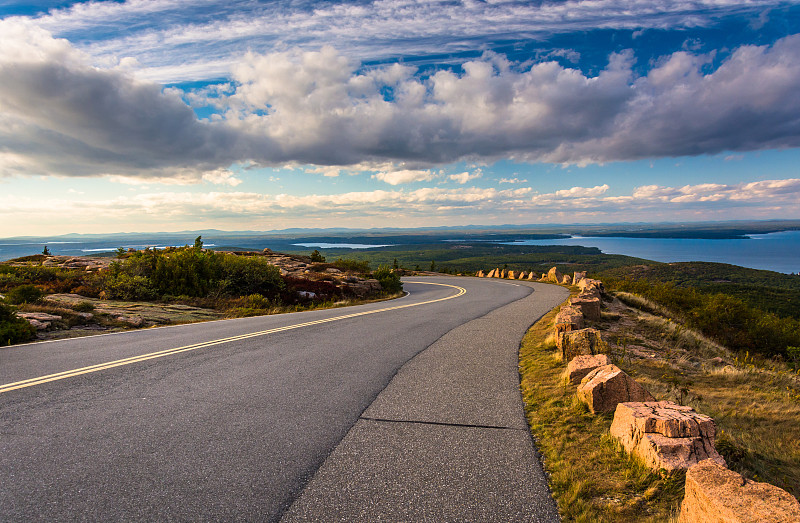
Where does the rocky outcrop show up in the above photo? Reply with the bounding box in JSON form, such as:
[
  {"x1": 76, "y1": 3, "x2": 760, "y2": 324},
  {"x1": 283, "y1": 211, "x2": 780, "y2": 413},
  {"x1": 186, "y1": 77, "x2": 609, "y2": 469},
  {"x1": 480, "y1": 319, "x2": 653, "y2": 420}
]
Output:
[
  {"x1": 476, "y1": 270, "x2": 485, "y2": 277},
  {"x1": 610, "y1": 402, "x2": 724, "y2": 473},
  {"x1": 18, "y1": 312, "x2": 62, "y2": 330},
  {"x1": 507, "y1": 270, "x2": 516, "y2": 279},
  {"x1": 565, "y1": 354, "x2": 612, "y2": 385},
  {"x1": 679, "y1": 459, "x2": 800, "y2": 522},
  {"x1": 341, "y1": 279, "x2": 382, "y2": 297},
  {"x1": 559, "y1": 328, "x2": 603, "y2": 360},
  {"x1": 577, "y1": 365, "x2": 655, "y2": 414},
  {"x1": 560, "y1": 274, "x2": 572, "y2": 285},
  {"x1": 569, "y1": 295, "x2": 602, "y2": 321},
  {"x1": 573, "y1": 271, "x2": 586, "y2": 285},
  {"x1": 115, "y1": 315, "x2": 145, "y2": 327}
]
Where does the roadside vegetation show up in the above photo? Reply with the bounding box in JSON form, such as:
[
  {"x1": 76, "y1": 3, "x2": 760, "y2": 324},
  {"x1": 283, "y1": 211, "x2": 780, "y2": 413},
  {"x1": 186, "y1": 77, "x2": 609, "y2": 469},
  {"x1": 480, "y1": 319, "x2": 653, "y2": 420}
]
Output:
[
  {"x1": 0, "y1": 239, "x2": 403, "y2": 345},
  {"x1": 520, "y1": 286, "x2": 800, "y2": 521}
]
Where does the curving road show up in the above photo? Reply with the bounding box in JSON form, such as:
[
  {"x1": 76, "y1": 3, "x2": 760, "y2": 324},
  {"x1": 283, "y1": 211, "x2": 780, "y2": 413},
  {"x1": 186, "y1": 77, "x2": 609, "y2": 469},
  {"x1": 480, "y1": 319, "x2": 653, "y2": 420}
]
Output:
[{"x1": 1, "y1": 276, "x2": 567, "y2": 521}]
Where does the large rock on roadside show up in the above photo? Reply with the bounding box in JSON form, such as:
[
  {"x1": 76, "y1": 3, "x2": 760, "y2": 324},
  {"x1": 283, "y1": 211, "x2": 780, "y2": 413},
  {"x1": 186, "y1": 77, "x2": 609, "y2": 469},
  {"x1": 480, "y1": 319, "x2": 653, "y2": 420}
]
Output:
[
  {"x1": 570, "y1": 295, "x2": 602, "y2": 321},
  {"x1": 547, "y1": 267, "x2": 563, "y2": 283},
  {"x1": 577, "y1": 286, "x2": 602, "y2": 299},
  {"x1": 578, "y1": 365, "x2": 655, "y2": 414},
  {"x1": 476, "y1": 270, "x2": 485, "y2": 277},
  {"x1": 611, "y1": 402, "x2": 725, "y2": 473},
  {"x1": 559, "y1": 328, "x2": 604, "y2": 361},
  {"x1": 560, "y1": 274, "x2": 572, "y2": 285},
  {"x1": 554, "y1": 305, "x2": 584, "y2": 338},
  {"x1": 578, "y1": 278, "x2": 605, "y2": 295},
  {"x1": 565, "y1": 354, "x2": 612, "y2": 385},
  {"x1": 573, "y1": 271, "x2": 586, "y2": 285},
  {"x1": 507, "y1": 270, "x2": 516, "y2": 280},
  {"x1": 679, "y1": 459, "x2": 800, "y2": 522},
  {"x1": 527, "y1": 272, "x2": 535, "y2": 280}
]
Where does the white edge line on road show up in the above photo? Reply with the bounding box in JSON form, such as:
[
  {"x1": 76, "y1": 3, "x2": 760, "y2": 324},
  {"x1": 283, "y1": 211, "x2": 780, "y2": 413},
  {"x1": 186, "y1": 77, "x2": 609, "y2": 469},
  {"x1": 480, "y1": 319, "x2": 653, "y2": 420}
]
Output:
[{"x1": 0, "y1": 281, "x2": 464, "y2": 394}]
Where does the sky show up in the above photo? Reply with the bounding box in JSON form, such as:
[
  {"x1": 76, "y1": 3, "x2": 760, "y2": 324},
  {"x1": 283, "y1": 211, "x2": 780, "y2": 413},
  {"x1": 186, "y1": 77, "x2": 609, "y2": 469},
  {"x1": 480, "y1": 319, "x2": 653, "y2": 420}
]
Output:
[{"x1": 1, "y1": 0, "x2": 799, "y2": 237}]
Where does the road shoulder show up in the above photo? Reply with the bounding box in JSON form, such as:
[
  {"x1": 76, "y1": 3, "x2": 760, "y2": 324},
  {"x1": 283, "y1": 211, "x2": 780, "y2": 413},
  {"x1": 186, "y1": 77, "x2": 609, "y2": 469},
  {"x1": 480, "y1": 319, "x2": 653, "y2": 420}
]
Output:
[{"x1": 281, "y1": 281, "x2": 569, "y2": 522}]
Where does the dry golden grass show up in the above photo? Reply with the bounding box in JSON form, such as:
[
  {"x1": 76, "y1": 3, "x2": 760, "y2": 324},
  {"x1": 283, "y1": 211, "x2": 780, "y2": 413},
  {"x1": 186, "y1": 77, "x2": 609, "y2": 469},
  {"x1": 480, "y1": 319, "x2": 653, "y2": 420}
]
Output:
[
  {"x1": 519, "y1": 291, "x2": 800, "y2": 521},
  {"x1": 599, "y1": 294, "x2": 800, "y2": 498},
  {"x1": 519, "y1": 307, "x2": 684, "y2": 522}
]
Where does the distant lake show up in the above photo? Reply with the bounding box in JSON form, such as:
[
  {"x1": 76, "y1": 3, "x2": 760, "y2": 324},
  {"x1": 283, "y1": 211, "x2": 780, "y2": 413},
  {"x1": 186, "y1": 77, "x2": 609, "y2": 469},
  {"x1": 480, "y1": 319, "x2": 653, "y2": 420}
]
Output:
[
  {"x1": 501, "y1": 230, "x2": 800, "y2": 274},
  {"x1": 292, "y1": 243, "x2": 393, "y2": 249}
]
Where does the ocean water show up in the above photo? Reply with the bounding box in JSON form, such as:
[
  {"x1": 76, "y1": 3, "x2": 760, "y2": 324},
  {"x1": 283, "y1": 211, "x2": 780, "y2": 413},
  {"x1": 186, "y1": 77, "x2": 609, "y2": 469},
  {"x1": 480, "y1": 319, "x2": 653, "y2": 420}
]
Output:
[
  {"x1": 2, "y1": 230, "x2": 799, "y2": 274},
  {"x1": 501, "y1": 230, "x2": 800, "y2": 274}
]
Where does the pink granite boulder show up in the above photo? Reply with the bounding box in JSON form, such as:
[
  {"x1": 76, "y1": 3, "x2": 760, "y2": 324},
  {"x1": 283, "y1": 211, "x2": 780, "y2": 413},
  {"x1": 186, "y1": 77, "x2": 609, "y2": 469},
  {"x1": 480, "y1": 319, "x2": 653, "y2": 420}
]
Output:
[{"x1": 577, "y1": 365, "x2": 655, "y2": 414}]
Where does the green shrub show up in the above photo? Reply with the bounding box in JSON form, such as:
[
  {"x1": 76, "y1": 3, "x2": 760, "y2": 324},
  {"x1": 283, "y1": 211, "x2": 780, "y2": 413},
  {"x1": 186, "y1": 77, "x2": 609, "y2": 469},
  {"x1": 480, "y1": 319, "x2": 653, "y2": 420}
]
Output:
[
  {"x1": 73, "y1": 301, "x2": 95, "y2": 312},
  {"x1": 103, "y1": 247, "x2": 285, "y2": 301},
  {"x1": 787, "y1": 346, "x2": 800, "y2": 370},
  {"x1": 215, "y1": 256, "x2": 284, "y2": 298},
  {"x1": 607, "y1": 278, "x2": 800, "y2": 357},
  {"x1": 6, "y1": 284, "x2": 44, "y2": 304},
  {"x1": 333, "y1": 258, "x2": 371, "y2": 274},
  {"x1": 310, "y1": 250, "x2": 326, "y2": 263},
  {"x1": 103, "y1": 274, "x2": 157, "y2": 301},
  {"x1": 242, "y1": 294, "x2": 270, "y2": 309},
  {"x1": 0, "y1": 301, "x2": 36, "y2": 346},
  {"x1": 373, "y1": 266, "x2": 403, "y2": 294}
]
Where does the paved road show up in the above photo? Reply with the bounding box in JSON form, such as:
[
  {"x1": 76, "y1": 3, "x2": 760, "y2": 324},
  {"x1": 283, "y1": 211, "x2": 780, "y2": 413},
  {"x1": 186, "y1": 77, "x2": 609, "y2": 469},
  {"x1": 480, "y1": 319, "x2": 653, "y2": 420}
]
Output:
[{"x1": 1, "y1": 276, "x2": 566, "y2": 521}]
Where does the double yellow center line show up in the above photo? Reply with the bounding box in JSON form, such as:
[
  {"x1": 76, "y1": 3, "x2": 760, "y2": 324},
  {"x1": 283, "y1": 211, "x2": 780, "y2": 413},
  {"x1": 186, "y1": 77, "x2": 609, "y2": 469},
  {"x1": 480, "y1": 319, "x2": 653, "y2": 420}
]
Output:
[{"x1": 0, "y1": 282, "x2": 466, "y2": 394}]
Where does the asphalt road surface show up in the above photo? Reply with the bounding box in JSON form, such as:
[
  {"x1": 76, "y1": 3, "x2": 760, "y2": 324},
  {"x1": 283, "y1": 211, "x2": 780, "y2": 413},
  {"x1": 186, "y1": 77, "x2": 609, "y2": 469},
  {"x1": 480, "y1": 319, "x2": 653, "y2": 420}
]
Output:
[{"x1": 1, "y1": 276, "x2": 566, "y2": 521}]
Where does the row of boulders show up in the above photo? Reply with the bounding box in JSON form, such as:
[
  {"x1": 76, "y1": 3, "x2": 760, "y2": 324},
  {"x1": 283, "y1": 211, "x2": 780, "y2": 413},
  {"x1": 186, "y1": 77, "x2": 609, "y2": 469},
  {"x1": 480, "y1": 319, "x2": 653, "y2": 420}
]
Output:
[
  {"x1": 477, "y1": 268, "x2": 538, "y2": 280},
  {"x1": 544, "y1": 273, "x2": 800, "y2": 521}
]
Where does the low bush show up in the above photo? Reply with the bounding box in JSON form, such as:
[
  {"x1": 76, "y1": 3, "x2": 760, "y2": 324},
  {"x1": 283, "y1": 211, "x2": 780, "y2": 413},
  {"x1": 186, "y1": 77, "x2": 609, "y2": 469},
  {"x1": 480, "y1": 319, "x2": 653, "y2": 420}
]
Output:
[
  {"x1": 73, "y1": 301, "x2": 95, "y2": 313},
  {"x1": 103, "y1": 247, "x2": 285, "y2": 301},
  {"x1": 606, "y1": 278, "x2": 800, "y2": 358},
  {"x1": 6, "y1": 284, "x2": 44, "y2": 304},
  {"x1": 103, "y1": 273, "x2": 157, "y2": 301},
  {"x1": 373, "y1": 266, "x2": 403, "y2": 294},
  {"x1": 0, "y1": 301, "x2": 36, "y2": 346},
  {"x1": 333, "y1": 258, "x2": 371, "y2": 274}
]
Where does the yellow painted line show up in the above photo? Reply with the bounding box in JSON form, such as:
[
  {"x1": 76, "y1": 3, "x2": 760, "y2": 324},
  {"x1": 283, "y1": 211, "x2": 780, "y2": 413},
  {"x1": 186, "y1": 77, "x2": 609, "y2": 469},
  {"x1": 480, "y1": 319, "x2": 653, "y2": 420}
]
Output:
[{"x1": 0, "y1": 281, "x2": 466, "y2": 394}]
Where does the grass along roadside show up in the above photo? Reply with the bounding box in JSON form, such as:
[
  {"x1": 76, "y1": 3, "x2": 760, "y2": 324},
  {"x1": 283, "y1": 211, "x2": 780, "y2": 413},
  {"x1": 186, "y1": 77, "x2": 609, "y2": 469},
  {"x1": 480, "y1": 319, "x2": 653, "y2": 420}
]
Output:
[
  {"x1": 519, "y1": 305, "x2": 683, "y2": 521},
  {"x1": 519, "y1": 291, "x2": 800, "y2": 521}
]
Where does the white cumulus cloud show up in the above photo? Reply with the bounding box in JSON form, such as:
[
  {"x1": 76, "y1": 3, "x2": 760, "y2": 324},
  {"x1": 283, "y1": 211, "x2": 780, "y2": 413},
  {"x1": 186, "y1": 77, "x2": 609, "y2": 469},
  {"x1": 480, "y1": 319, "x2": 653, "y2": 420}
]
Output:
[{"x1": 2, "y1": 19, "x2": 800, "y2": 183}]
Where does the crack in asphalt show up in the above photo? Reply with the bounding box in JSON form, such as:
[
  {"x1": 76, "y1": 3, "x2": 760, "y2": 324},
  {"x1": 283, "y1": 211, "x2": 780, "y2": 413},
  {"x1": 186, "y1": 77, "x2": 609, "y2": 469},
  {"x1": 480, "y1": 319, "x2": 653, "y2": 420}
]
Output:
[{"x1": 359, "y1": 415, "x2": 526, "y2": 431}]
